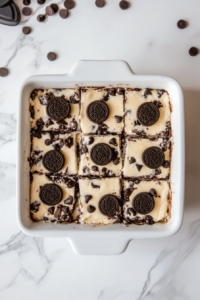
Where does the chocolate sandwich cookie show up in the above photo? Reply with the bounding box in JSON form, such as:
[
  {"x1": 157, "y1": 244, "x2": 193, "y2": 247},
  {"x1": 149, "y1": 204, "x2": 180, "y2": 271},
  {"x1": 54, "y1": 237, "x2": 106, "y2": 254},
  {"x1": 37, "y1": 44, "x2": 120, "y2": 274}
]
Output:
[
  {"x1": 42, "y1": 150, "x2": 65, "y2": 172},
  {"x1": 86, "y1": 100, "x2": 109, "y2": 124},
  {"x1": 46, "y1": 97, "x2": 70, "y2": 121},
  {"x1": 142, "y1": 146, "x2": 165, "y2": 169},
  {"x1": 90, "y1": 143, "x2": 113, "y2": 166},
  {"x1": 133, "y1": 192, "x2": 155, "y2": 215},
  {"x1": 137, "y1": 102, "x2": 160, "y2": 126},
  {"x1": 99, "y1": 194, "x2": 119, "y2": 217},
  {"x1": 39, "y1": 183, "x2": 63, "y2": 206}
]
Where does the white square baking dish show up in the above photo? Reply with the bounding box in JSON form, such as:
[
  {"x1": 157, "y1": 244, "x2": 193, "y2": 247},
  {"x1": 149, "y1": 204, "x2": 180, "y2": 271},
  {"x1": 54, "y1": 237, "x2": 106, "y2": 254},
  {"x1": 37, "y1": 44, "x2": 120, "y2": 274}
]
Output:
[{"x1": 16, "y1": 60, "x2": 185, "y2": 255}]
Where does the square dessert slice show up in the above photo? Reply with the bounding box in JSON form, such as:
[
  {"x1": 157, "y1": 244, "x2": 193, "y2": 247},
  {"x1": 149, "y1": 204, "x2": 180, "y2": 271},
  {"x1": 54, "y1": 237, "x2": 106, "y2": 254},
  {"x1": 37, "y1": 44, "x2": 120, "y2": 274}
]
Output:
[
  {"x1": 79, "y1": 177, "x2": 122, "y2": 225},
  {"x1": 30, "y1": 173, "x2": 76, "y2": 223},
  {"x1": 79, "y1": 135, "x2": 122, "y2": 177},
  {"x1": 29, "y1": 88, "x2": 80, "y2": 133},
  {"x1": 123, "y1": 179, "x2": 170, "y2": 224},
  {"x1": 30, "y1": 132, "x2": 78, "y2": 175},
  {"x1": 124, "y1": 88, "x2": 171, "y2": 137},
  {"x1": 123, "y1": 137, "x2": 171, "y2": 179},
  {"x1": 80, "y1": 87, "x2": 124, "y2": 134}
]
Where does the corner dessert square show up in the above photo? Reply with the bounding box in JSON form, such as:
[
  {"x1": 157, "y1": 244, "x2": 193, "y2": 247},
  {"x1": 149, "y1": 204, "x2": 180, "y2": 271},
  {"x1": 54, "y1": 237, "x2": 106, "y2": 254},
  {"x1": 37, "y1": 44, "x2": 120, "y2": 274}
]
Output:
[
  {"x1": 80, "y1": 87, "x2": 124, "y2": 134},
  {"x1": 30, "y1": 88, "x2": 80, "y2": 133},
  {"x1": 30, "y1": 132, "x2": 78, "y2": 175},
  {"x1": 123, "y1": 180, "x2": 170, "y2": 224},
  {"x1": 79, "y1": 135, "x2": 122, "y2": 176},
  {"x1": 79, "y1": 177, "x2": 122, "y2": 225},
  {"x1": 30, "y1": 173, "x2": 76, "y2": 223},
  {"x1": 124, "y1": 88, "x2": 171, "y2": 137},
  {"x1": 123, "y1": 137, "x2": 171, "y2": 179}
]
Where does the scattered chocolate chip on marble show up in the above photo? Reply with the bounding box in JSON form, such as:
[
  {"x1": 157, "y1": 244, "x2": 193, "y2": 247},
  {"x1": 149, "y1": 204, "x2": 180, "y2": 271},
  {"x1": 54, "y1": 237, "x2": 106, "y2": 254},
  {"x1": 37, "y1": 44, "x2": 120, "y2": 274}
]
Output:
[
  {"x1": 22, "y1": 7, "x2": 31, "y2": 16},
  {"x1": 22, "y1": 26, "x2": 31, "y2": 34},
  {"x1": 114, "y1": 115, "x2": 122, "y2": 123},
  {"x1": 119, "y1": 0, "x2": 129, "y2": 10},
  {"x1": 37, "y1": 14, "x2": 46, "y2": 22},
  {"x1": 46, "y1": 6, "x2": 54, "y2": 16},
  {"x1": 47, "y1": 52, "x2": 57, "y2": 61},
  {"x1": 59, "y1": 8, "x2": 68, "y2": 19},
  {"x1": 64, "y1": 0, "x2": 75, "y2": 10},
  {"x1": 23, "y1": 0, "x2": 31, "y2": 6},
  {"x1": 37, "y1": 0, "x2": 46, "y2": 4},
  {"x1": 0, "y1": 67, "x2": 8, "y2": 77},
  {"x1": 95, "y1": 0, "x2": 104, "y2": 8},
  {"x1": 189, "y1": 47, "x2": 198, "y2": 56},
  {"x1": 51, "y1": 3, "x2": 58, "y2": 13},
  {"x1": 177, "y1": 19, "x2": 187, "y2": 29}
]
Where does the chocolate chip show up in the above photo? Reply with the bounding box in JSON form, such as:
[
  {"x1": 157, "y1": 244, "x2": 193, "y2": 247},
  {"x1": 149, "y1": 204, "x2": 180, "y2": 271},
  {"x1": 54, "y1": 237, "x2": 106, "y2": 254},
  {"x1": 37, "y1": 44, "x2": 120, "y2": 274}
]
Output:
[
  {"x1": 37, "y1": 0, "x2": 46, "y2": 4},
  {"x1": 83, "y1": 166, "x2": 90, "y2": 173},
  {"x1": 54, "y1": 206, "x2": 62, "y2": 218},
  {"x1": 145, "y1": 215, "x2": 154, "y2": 224},
  {"x1": 91, "y1": 166, "x2": 98, "y2": 172},
  {"x1": 143, "y1": 88, "x2": 152, "y2": 98},
  {"x1": 46, "y1": 6, "x2": 54, "y2": 16},
  {"x1": 153, "y1": 100, "x2": 163, "y2": 108},
  {"x1": 23, "y1": 0, "x2": 31, "y2": 6},
  {"x1": 133, "y1": 192, "x2": 155, "y2": 215},
  {"x1": 43, "y1": 150, "x2": 65, "y2": 172},
  {"x1": 154, "y1": 168, "x2": 161, "y2": 175},
  {"x1": 45, "y1": 139, "x2": 52, "y2": 145},
  {"x1": 124, "y1": 188, "x2": 133, "y2": 198},
  {"x1": 127, "y1": 207, "x2": 136, "y2": 216},
  {"x1": 0, "y1": 68, "x2": 8, "y2": 77},
  {"x1": 67, "y1": 180, "x2": 76, "y2": 188},
  {"x1": 87, "y1": 205, "x2": 96, "y2": 213},
  {"x1": 137, "y1": 102, "x2": 160, "y2": 126},
  {"x1": 64, "y1": 0, "x2": 75, "y2": 9},
  {"x1": 95, "y1": 0, "x2": 104, "y2": 7},
  {"x1": 91, "y1": 182, "x2": 100, "y2": 188},
  {"x1": 47, "y1": 52, "x2": 57, "y2": 61},
  {"x1": 22, "y1": 26, "x2": 31, "y2": 34},
  {"x1": 37, "y1": 14, "x2": 46, "y2": 22},
  {"x1": 113, "y1": 157, "x2": 120, "y2": 165},
  {"x1": 47, "y1": 97, "x2": 70, "y2": 121},
  {"x1": 30, "y1": 201, "x2": 40, "y2": 212},
  {"x1": 90, "y1": 143, "x2": 113, "y2": 166},
  {"x1": 177, "y1": 19, "x2": 187, "y2": 29},
  {"x1": 119, "y1": 1, "x2": 129, "y2": 9},
  {"x1": 65, "y1": 137, "x2": 73, "y2": 148},
  {"x1": 109, "y1": 138, "x2": 118, "y2": 146},
  {"x1": 61, "y1": 205, "x2": 69, "y2": 214},
  {"x1": 80, "y1": 145, "x2": 88, "y2": 155},
  {"x1": 85, "y1": 195, "x2": 92, "y2": 203},
  {"x1": 88, "y1": 137, "x2": 94, "y2": 145},
  {"x1": 64, "y1": 196, "x2": 73, "y2": 205},
  {"x1": 149, "y1": 188, "x2": 157, "y2": 197},
  {"x1": 71, "y1": 119, "x2": 77, "y2": 130},
  {"x1": 162, "y1": 160, "x2": 169, "y2": 168},
  {"x1": 142, "y1": 147, "x2": 165, "y2": 169},
  {"x1": 136, "y1": 164, "x2": 143, "y2": 171},
  {"x1": 189, "y1": 47, "x2": 198, "y2": 56},
  {"x1": 59, "y1": 8, "x2": 68, "y2": 18},
  {"x1": 86, "y1": 100, "x2": 109, "y2": 124},
  {"x1": 39, "y1": 184, "x2": 63, "y2": 206},
  {"x1": 129, "y1": 157, "x2": 136, "y2": 164},
  {"x1": 22, "y1": 7, "x2": 31, "y2": 16},
  {"x1": 51, "y1": 3, "x2": 58, "y2": 13},
  {"x1": 48, "y1": 207, "x2": 55, "y2": 214},
  {"x1": 114, "y1": 115, "x2": 122, "y2": 123},
  {"x1": 99, "y1": 194, "x2": 119, "y2": 216}
]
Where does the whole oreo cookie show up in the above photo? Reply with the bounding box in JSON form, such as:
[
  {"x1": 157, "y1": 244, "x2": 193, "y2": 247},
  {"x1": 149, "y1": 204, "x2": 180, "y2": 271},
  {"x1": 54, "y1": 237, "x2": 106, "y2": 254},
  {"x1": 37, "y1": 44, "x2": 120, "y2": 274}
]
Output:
[
  {"x1": 90, "y1": 143, "x2": 113, "y2": 166},
  {"x1": 142, "y1": 146, "x2": 165, "y2": 169},
  {"x1": 39, "y1": 184, "x2": 63, "y2": 206},
  {"x1": 86, "y1": 100, "x2": 109, "y2": 124},
  {"x1": 46, "y1": 97, "x2": 70, "y2": 121},
  {"x1": 137, "y1": 102, "x2": 160, "y2": 126},
  {"x1": 99, "y1": 194, "x2": 119, "y2": 217},
  {"x1": 43, "y1": 150, "x2": 65, "y2": 172},
  {"x1": 133, "y1": 192, "x2": 155, "y2": 215}
]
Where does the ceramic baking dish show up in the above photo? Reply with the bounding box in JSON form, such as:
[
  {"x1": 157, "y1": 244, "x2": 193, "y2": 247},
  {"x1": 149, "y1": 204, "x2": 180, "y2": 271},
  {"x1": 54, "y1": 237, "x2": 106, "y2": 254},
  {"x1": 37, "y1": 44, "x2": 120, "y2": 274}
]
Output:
[{"x1": 16, "y1": 60, "x2": 185, "y2": 255}]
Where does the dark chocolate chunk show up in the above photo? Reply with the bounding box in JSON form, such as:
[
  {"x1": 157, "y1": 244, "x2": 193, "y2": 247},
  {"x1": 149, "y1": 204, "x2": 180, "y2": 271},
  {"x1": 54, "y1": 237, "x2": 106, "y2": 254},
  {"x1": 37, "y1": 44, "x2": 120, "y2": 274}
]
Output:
[
  {"x1": 80, "y1": 145, "x2": 88, "y2": 154},
  {"x1": 51, "y1": 3, "x2": 58, "y2": 13},
  {"x1": 61, "y1": 205, "x2": 69, "y2": 214},
  {"x1": 127, "y1": 207, "x2": 136, "y2": 216},
  {"x1": 137, "y1": 102, "x2": 160, "y2": 126},
  {"x1": 71, "y1": 119, "x2": 77, "y2": 130},
  {"x1": 85, "y1": 195, "x2": 92, "y2": 203},
  {"x1": 46, "y1": 6, "x2": 54, "y2": 16},
  {"x1": 113, "y1": 157, "x2": 120, "y2": 165},
  {"x1": 54, "y1": 206, "x2": 62, "y2": 218},
  {"x1": 64, "y1": 196, "x2": 73, "y2": 204},
  {"x1": 88, "y1": 137, "x2": 94, "y2": 145},
  {"x1": 162, "y1": 160, "x2": 170, "y2": 168},
  {"x1": 109, "y1": 138, "x2": 118, "y2": 146},
  {"x1": 95, "y1": 0, "x2": 104, "y2": 7},
  {"x1": 22, "y1": 26, "x2": 31, "y2": 34},
  {"x1": 48, "y1": 206, "x2": 55, "y2": 214},
  {"x1": 37, "y1": 0, "x2": 46, "y2": 4},
  {"x1": 37, "y1": 14, "x2": 46, "y2": 22},
  {"x1": 177, "y1": 19, "x2": 187, "y2": 29},
  {"x1": 143, "y1": 88, "x2": 152, "y2": 98},
  {"x1": 136, "y1": 164, "x2": 143, "y2": 171},
  {"x1": 90, "y1": 143, "x2": 113, "y2": 166},
  {"x1": 119, "y1": 1, "x2": 129, "y2": 10},
  {"x1": 133, "y1": 192, "x2": 155, "y2": 215},
  {"x1": 64, "y1": 0, "x2": 75, "y2": 9},
  {"x1": 149, "y1": 188, "x2": 157, "y2": 197},
  {"x1": 0, "y1": 68, "x2": 8, "y2": 77},
  {"x1": 39, "y1": 184, "x2": 63, "y2": 206},
  {"x1": 129, "y1": 157, "x2": 136, "y2": 164},
  {"x1": 99, "y1": 194, "x2": 119, "y2": 217},
  {"x1": 83, "y1": 166, "x2": 90, "y2": 173},
  {"x1": 59, "y1": 8, "x2": 68, "y2": 18},
  {"x1": 67, "y1": 180, "x2": 76, "y2": 188},
  {"x1": 91, "y1": 182, "x2": 100, "y2": 188},
  {"x1": 124, "y1": 188, "x2": 133, "y2": 199},
  {"x1": 43, "y1": 150, "x2": 65, "y2": 172},
  {"x1": 86, "y1": 100, "x2": 109, "y2": 124},
  {"x1": 23, "y1": 0, "x2": 31, "y2": 6},
  {"x1": 142, "y1": 146, "x2": 165, "y2": 169},
  {"x1": 114, "y1": 115, "x2": 122, "y2": 123},
  {"x1": 189, "y1": 47, "x2": 198, "y2": 56},
  {"x1": 30, "y1": 201, "x2": 40, "y2": 212},
  {"x1": 47, "y1": 52, "x2": 57, "y2": 61},
  {"x1": 87, "y1": 205, "x2": 96, "y2": 213},
  {"x1": 65, "y1": 137, "x2": 73, "y2": 148},
  {"x1": 22, "y1": 7, "x2": 31, "y2": 16},
  {"x1": 46, "y1": 97, "x2": 70, "y2": 121},
  {"x1": 91, "y1": 166, "x2": 98, "y2": 172},
  {"x1": 45, "y1": 139, "x2": 52, "y2": 145}
]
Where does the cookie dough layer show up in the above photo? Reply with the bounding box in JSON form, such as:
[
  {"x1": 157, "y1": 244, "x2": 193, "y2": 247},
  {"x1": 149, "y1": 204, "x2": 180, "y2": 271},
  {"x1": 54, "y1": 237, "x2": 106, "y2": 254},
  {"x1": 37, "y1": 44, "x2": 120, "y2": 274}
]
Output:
[
  {"x1": 30, "y1": 132, "x2": 78, "y2": 175},
  {"x1": 30, "y1": 173, "x2": 76, "y2": 223},
  {"x1": 123, "y1": 180, "x2": 170, "y2": 224},
  {"x1": 79, "y1": 135, "x2": 122, "y2": 176},
  {"x1": 125, "y1": 89, "x2": 171, "y2": 137},
  {"x1": 79, "y1": 177, "x2": 121, "y2": 225},
  {"x1": 123, "y1": 137, "x2": 171, "y2": 179},
  {"x1": 30, "y1": 88, "x2": 80, "y2": 133},
  {"x1": 80, "y1": 88, "x2": 124, "y2": 134}
]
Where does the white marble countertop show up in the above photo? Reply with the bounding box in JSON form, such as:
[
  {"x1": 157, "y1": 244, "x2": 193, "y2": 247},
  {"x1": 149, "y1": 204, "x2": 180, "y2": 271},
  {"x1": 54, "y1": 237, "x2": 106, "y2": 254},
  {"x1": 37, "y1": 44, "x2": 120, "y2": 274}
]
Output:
[{"x1": 0, "y1": 0, "x2": 200, "y2": 299}]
